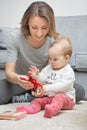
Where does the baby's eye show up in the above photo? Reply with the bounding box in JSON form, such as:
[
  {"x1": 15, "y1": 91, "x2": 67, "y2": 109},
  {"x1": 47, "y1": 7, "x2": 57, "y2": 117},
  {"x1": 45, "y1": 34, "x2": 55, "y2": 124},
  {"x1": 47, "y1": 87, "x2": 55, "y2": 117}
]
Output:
[{"x1": 54, "y1": 59, "x2": 58, "y2": 61}]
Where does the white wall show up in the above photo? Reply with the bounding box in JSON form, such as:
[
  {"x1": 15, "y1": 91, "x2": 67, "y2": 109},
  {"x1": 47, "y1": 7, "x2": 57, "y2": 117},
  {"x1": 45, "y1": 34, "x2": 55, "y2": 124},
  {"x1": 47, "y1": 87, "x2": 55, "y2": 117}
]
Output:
[{"x1": 0, "y1": 0, "x2": 87, "y2": 27}]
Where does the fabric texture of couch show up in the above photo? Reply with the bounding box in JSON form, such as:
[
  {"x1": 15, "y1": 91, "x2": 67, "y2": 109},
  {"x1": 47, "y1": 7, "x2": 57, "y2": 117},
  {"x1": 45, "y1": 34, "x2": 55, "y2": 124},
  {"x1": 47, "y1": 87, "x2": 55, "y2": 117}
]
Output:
[{"x1": 55, "y1": 15, "x2": 87, "y2": 100}]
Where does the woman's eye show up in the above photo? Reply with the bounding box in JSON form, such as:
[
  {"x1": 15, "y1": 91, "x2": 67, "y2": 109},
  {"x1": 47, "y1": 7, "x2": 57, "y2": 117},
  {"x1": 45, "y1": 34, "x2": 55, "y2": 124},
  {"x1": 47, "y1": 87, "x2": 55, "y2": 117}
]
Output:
[
  {"x1": 42, "y1": 27, "x2": 48, "y2": 29},
  {"x1": 32, "y1": 26, "x2": 48, "y2": 30},
  {"x1": 32, "y1": 27, "x2": 37, "y2": 29}
]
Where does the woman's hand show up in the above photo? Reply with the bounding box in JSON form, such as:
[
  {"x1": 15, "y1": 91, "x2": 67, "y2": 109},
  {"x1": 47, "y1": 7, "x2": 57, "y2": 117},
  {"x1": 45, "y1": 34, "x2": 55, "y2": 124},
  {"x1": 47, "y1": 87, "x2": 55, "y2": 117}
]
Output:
[{"x1": 17, "y1": 75, "x2": 34, "y2": 90}]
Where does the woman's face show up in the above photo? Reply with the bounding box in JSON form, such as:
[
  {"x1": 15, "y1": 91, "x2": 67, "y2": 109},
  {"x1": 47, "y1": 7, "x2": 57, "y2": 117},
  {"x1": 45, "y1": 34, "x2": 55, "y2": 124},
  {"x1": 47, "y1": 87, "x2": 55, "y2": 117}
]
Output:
[{"x1": 28, "y1": 16, "x2": 49, "y2": 42}]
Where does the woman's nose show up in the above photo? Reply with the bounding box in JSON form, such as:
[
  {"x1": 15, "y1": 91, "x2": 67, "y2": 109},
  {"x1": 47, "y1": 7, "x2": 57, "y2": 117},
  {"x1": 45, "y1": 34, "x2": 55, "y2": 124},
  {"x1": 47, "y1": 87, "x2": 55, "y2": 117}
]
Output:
[{"x1": 36, "y1": 29, "x2": 42, "y2": 37}]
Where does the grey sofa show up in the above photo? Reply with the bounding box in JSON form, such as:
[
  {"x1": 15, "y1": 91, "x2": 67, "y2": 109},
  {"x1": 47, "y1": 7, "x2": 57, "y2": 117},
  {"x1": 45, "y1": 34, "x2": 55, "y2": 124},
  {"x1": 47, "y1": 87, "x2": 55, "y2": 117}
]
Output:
[
  {"x1": 0, "y1": 15, "x2": 87, "y2": 99},
  {"x1": 55, "y1": 15, "x2": 87, "y2": 100}
]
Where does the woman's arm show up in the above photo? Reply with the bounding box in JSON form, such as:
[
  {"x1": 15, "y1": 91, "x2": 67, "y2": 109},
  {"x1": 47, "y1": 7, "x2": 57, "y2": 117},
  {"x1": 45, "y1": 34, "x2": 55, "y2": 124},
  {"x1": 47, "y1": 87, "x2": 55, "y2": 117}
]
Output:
[
  {"x1": 5, "y1": 62, "x2": 34, "y2": 90},
  {"x1": 5, "y1": 62, "x2": 18, "y2": 84}
]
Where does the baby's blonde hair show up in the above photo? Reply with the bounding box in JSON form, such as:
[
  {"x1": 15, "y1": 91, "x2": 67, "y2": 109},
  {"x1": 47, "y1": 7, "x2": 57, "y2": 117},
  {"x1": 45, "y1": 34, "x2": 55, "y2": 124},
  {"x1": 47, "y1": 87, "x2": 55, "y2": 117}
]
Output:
[{"x1": 50, "y1": 36, "x2": 72, "y2": 57}]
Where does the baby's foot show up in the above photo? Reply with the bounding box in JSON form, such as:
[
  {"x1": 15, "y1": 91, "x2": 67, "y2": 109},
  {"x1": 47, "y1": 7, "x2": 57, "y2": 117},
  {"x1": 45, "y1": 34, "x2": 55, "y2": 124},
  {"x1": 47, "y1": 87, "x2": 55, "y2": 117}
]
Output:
[
  {"x1": 16, "y1": 106, "x2": 36, "y2": 114},
  {"x1": 44, "y1": 104, "x2": 59, "y2": 118},
  {"x1": 44, "y1": 104, "x2": 53, "y2": 118}
]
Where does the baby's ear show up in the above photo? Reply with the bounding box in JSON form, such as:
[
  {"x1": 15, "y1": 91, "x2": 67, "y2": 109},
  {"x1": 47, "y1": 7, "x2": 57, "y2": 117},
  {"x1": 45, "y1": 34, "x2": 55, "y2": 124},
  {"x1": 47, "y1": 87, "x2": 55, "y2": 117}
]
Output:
[{"x1": 66, "y1": 55, "x2": 70, "y2": 61}]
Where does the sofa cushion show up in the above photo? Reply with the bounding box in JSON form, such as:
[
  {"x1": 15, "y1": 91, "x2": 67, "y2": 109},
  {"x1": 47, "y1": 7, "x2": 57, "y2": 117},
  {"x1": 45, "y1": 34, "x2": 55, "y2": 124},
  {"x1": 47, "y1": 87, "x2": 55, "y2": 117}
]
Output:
[
  {"x1": 0, "y1": 31, "x2": 7, "y2": 69},
  {"x1": 55, "y1": 15, "x2": 87, "y2": 72},
  {"x1": 0, "y1": 28, "x2": 12, "y2": 69},
  {"x1": 69, "y1": 52, "x2": 87, "y2": 72},
  {"x1": 75, "y1": 52, "x2": 87, "y2": 71},
  {"x1": 0, "y1": 49, "x2": 7, "y2": 68}
]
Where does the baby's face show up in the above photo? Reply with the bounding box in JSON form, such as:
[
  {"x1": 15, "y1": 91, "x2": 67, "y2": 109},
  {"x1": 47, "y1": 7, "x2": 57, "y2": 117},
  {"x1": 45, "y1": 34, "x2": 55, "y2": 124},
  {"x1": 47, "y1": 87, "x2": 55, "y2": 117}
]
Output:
[{"x1": 48, "y1": 46, "x2": 69, "y2": 70}]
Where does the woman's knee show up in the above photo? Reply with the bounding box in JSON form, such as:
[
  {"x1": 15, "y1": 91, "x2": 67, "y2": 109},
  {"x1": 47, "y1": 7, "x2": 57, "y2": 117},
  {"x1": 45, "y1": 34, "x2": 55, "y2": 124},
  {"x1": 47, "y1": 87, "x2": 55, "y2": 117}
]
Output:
[
  {"x1": 74, "y1": 82, "x2": 85, "y2": 103},
  {"x1": 0, "y1": 79, "x2": 25, "y2": 104}
]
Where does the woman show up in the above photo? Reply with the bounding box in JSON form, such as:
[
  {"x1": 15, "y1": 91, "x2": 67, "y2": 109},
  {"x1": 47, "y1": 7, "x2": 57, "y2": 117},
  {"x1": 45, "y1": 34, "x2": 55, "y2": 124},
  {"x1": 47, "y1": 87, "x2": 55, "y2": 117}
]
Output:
[{"x1": 0, "y1": 1, "x2": 85, "y2": 104}]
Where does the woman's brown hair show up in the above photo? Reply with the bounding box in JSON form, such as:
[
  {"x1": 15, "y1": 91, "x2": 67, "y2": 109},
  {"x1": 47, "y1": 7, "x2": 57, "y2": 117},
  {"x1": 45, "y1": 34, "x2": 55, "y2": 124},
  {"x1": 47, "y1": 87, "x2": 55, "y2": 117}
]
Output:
[{"x1": 21, "y1": 1, "x2": 59, "y2": 39}]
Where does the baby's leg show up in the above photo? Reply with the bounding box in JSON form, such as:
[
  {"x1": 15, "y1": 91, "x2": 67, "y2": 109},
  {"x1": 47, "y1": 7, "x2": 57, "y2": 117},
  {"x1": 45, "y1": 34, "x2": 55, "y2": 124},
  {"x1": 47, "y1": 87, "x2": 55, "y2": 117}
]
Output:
[
  {"x1": 16, "y1": 100, "x2": 41, "y2": 114},
  {"x1": 17, "y1": 96, "x2": 52, "y2": 114},
  {"x1": 44, "y1": 94, "x2": 74, "y2": 118}
]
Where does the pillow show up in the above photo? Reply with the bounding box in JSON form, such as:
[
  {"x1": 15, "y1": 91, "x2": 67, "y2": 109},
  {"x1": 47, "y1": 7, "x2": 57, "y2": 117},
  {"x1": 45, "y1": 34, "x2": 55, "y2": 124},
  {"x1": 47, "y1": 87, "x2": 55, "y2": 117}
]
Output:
[
  {"x1": 0, "y1": 29, "x2": 8, "y2": 69},
  {"x1": 0, "y1": 49, "x2": 7, "y2": 69},
  {"x1": 69, "y1": 52, "x2": 87, "y2": 72}
]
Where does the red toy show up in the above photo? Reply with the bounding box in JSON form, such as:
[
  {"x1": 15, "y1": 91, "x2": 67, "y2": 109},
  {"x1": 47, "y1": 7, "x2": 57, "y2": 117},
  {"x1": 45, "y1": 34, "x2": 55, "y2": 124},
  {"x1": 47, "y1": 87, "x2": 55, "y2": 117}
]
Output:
[
  {"x1": 20, "y1": 73, "x2": 43, "y2": 91},
  {"x1": 27, "y1": 73, "x2": 43, "y2": 91}
]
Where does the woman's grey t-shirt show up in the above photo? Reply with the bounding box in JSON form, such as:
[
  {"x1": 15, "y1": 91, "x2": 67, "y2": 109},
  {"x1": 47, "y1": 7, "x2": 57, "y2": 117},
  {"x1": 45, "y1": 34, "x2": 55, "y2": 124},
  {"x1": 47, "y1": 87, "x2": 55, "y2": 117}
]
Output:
[{"x1": 6, "y1": 29, "x2": 53, "y2": 75}]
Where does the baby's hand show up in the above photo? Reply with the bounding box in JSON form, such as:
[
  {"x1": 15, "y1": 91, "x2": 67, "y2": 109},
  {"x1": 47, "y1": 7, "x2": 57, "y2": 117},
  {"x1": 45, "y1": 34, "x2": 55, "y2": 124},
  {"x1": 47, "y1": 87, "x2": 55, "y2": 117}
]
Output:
[
  {"x1": 32, "y1": 87, "x2": 44, "y2": 97},
  {"x1": 29, "y1": 65, "x2": 39, "y2": 77}
]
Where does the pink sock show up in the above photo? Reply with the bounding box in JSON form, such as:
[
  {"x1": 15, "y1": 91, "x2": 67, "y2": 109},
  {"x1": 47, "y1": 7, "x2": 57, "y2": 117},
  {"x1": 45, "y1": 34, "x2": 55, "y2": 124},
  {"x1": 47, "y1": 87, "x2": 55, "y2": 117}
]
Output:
[
  {"x1": 44, "y1": 104, "x2": 59, "y2": 118},
  {"x1": 16, "y1": 105, "x2": 37, "y2": 114}
]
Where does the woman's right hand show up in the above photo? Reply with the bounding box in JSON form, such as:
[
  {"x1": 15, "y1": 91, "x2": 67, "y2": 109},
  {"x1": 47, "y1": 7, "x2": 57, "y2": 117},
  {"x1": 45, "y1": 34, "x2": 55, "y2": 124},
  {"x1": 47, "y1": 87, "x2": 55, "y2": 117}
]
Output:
[
  {"x1": 6, "y1": 62, "x2": 34, "y2": 90},
  {"x1": 17, "y1": 75, "x2": 34, "y2": 90}
]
